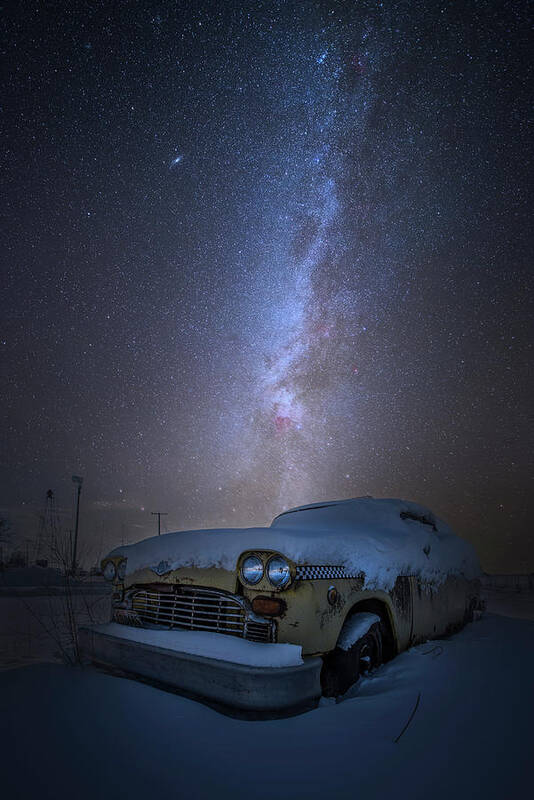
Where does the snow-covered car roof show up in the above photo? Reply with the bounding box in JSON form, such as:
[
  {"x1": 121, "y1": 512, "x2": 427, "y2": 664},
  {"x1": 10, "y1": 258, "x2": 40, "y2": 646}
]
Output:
[{"x1": 110, "y1": 497, "x2": 481, "y2": 590}]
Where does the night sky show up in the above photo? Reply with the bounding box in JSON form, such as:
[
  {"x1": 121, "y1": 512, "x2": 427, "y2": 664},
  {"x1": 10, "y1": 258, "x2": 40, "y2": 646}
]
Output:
[{"x1": 2, "y1": 1, "x2": 532, "y2": 573}]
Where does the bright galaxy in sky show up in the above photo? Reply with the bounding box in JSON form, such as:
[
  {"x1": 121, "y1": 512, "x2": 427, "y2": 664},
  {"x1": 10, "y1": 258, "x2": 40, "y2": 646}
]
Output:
[{"x1": 2, "y1": 1, "x2": 532, "y2": 572}]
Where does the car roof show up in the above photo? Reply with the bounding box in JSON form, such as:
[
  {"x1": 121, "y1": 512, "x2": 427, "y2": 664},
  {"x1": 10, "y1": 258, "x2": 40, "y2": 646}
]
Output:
[{"x1": 272, "y1": 496, "x2": 374, "y2": 522}]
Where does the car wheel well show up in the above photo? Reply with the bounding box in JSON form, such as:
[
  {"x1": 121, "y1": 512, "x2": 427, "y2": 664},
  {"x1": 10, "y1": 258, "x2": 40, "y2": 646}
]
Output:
[{"x1": 341, "y1": 599, "x2": 397, "y2": 661}]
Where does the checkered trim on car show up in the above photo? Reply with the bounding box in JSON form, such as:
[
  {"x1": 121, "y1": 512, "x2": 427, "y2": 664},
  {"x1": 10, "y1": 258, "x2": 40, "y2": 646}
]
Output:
[{"x1": 295, "y1": 565, "x2": 362, "y2": 581}]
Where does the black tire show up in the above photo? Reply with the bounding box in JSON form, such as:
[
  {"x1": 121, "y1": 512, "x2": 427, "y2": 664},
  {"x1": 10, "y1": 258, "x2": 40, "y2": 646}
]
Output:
[{"x1": 321, "y1": 621, "x2": 383, "y2": 698}]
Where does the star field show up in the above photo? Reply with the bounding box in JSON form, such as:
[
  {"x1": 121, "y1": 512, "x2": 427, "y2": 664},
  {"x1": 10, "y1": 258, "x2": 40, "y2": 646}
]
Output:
[{"x1": 1, "y1": 1, "x2": 532, "y2": 572}]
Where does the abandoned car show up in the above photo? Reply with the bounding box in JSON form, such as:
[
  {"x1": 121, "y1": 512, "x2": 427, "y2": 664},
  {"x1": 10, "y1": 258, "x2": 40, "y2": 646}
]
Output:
[{"x1": 80, "y1": 497, "x2": 481, "y2": 712}]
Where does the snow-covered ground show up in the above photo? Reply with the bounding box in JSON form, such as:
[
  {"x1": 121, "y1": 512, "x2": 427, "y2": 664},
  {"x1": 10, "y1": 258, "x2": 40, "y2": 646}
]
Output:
[
  {"x1": 483, "y1": 585, "x2": 534, "y2": 620},
  {"x1": 0, "y1": 594, "x2": 110, "y2": 670},
  {"x1": 1, "y1": 593, "x2": 532, "y2": 799}
]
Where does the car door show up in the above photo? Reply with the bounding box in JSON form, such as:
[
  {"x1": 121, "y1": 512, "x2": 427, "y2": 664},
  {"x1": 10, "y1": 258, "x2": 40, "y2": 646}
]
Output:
[
  {"x1": 391, "y1": 575, "x2": 415, "y2": 650},
  {"x1": 411, "y1": 575, "x2": 441, "y2": 642}
]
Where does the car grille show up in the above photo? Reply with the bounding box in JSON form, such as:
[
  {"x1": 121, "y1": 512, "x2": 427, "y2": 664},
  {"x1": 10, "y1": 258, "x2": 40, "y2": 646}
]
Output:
[{"x1": 130, "y1": 586, "x2": 275, "y2": 643}]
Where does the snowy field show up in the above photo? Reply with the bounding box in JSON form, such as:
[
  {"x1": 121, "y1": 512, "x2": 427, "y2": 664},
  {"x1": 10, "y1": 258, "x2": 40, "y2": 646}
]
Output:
[
  {"x1": 483, "y1": 585, "x2": 534, "y2": 620},
  {"x1": 0, "y1": 590, "x2": 533, "y2": 799},
  {"x1": 0, "y1": 593, "x2": 110, "y2": 670}
]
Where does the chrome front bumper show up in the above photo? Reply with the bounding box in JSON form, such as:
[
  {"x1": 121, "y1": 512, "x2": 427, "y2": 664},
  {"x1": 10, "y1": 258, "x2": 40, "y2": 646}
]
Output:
[{"x1": 78, "y1": 624, "x2": 322, "y2": 716}]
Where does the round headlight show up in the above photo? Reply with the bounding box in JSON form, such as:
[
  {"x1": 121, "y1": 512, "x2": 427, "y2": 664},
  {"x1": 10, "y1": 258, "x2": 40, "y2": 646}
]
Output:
[
  {"x1": 117, "y1": 559, "x2": 127, "y2": 580},
  {"x1": 267, "y1": 556, "x2": 291, "y2": 589},
  {"x1": 103, "y1": 561, "x2": 116, "y2": 581},
  {"x1": 241, "y1": 555, "x2": 263, "y2": 585}
]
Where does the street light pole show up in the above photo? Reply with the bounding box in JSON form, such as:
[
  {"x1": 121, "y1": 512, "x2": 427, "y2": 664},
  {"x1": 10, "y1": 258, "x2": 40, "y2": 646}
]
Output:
[
  {"x1": 71, "y1": 475, "x2": 83, "y2": 574},
  {"x1": 151, "y1": 511, "x2": 168, "y2": 536}
]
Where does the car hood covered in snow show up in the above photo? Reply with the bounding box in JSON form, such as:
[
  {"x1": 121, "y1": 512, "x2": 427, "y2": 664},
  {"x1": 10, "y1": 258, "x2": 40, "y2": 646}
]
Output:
[{"x1": 109, "y1": 497, "x2": 481, "y2": 590}]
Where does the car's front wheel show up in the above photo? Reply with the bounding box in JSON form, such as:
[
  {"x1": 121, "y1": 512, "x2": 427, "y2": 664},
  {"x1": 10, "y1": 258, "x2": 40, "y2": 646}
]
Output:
[{"x1": 321, "y1": 620, "x2": 383, "y2": 698}]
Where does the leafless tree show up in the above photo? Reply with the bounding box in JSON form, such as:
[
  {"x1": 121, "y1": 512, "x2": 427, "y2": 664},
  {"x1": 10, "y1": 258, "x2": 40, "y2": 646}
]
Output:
[{"x1": 13, "y1": 532, "x2": 108, "y2": 666}]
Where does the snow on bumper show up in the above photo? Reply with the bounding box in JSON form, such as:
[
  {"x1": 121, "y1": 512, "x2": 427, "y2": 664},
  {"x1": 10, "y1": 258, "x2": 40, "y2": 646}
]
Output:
[{"x1": 78, "y1": 624, "x2": 322, "y2": 714}]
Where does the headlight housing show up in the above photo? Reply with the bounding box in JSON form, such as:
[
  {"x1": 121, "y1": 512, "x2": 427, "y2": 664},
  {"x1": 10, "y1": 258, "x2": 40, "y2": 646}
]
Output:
[
  {"x1": 267, "y1": 556, "x2": 291, "y2": 589},
  {"x1": 103, "y1": 561, "x2": 116, "y2": 581},
  {"x1": 117, "y1": 559, "x2": 127, "y2": 580},
  {"x1": 241, "y1": 555, "x2": 263, "y2": 585}
]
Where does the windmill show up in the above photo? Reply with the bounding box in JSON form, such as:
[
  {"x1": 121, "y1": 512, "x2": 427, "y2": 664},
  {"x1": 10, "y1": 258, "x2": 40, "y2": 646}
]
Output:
[{"x1": 35, "y1": 489, "x2": 61, "y2": 566}]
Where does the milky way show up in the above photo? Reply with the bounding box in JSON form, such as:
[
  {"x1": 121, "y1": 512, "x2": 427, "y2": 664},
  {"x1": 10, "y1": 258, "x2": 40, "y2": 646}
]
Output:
[{"x1": 2, "y1": 1, "x2": 532, "y2": 572}]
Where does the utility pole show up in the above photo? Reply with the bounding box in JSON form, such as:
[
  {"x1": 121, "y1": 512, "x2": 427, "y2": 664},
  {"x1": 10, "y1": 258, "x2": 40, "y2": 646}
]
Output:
[
  {"x1": 151, "y1": 511, "x2": 167, "y2": 536},
  {"x1": 71, "y1": 475, "x2": 83, "y2": 573}
]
